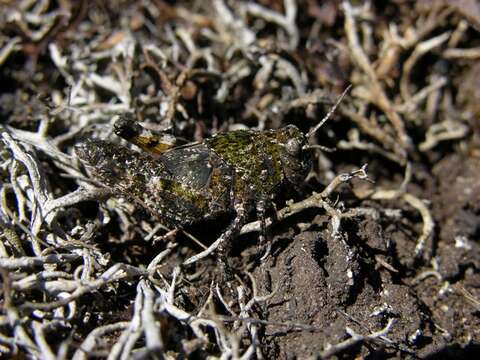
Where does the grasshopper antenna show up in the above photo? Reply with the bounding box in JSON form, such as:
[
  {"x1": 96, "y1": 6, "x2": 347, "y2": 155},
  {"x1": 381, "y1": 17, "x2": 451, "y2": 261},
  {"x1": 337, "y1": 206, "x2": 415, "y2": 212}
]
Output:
[{"x1": 305, "y1": 85, "x2": 352, "y2": 141}]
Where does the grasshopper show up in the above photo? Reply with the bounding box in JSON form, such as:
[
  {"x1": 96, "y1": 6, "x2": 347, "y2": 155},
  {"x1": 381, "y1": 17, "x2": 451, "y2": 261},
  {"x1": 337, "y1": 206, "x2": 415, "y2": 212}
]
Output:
[{"x1": 75, "y1": 89, "x2": 348, "y2": 272}]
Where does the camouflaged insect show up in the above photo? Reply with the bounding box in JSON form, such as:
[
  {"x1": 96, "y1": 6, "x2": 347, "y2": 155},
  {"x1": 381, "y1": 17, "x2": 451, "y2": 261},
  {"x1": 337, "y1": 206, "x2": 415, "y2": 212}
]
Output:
[
  {"x1": 75, "y1": 90, "x2": 347, "y2": 266},
  {"x1": 77, "y1": 117, "x2": 308, "y2": 225}
]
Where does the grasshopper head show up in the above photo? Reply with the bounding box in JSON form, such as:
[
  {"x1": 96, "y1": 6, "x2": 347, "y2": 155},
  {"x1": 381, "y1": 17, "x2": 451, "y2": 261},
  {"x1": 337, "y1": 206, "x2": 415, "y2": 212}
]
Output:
[{"x1": 276, "y1": 125, "x2": 311, "y2": 186}]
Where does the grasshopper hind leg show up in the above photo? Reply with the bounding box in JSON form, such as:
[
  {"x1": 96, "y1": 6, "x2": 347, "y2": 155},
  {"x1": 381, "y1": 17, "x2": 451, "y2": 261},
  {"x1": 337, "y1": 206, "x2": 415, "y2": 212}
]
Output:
[
  {"x1": 182, "y1": 202, "x2": 247, "y2": 281},
  {"x1": 114, "y1": 114, "x2": 176, "y2": 156}
]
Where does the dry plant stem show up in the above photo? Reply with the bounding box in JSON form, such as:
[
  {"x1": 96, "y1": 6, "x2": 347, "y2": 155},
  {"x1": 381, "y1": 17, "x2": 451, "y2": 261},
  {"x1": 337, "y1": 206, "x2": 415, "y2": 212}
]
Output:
[
  {"x1": 43, "y1": 187, "x2": 112, "y2": 222},
  {"x1": 108, "y1": 289, "x2": 144, "y2": 360},
  {"x1": 146, "y1": 244, "x2": 176, "y2": 273},
  {"x1": 2, "y1": 124, "x2": 117, "y2": 247},
  {"x1": 272, "y1": 55, "x2": 305, "y2": 95},
  {"x1": 448, "y1": 19, "x2": 468, "y2": 47},
  {"x1": 0, "y1": 334, "x2": 16, "y2": 354},
  {"x1": 2, "y1": 138, "x2": 108, "y2": 266},
  {"x1": 72, "y1": 322, "x2": 130, "y2": 360},
  {"x1": 245, "y1": 0, "x2": 298, "y2": 49},
  {"x1": 140, "y1": 281, "x2": 164, "y2": 355},
  {"x1": 337, "y1": 130, "x2": 405, "y2": 164},
  {"x1": 375, "y1": 33, "x2": 402, "y2": 79},
  {"x1": 319, "y1": 318, "x2": 397, "y2": 358},
  {"x1": 142, "y1": 48, "x2": 180, "y2": 125},
  {"x1": 240, "y1": 165, "x2": 369, "y2": 235},
  {"x1": 162, "y1": 302, "x2": 211, "y2": 340},
  {"x1": 215, "y1": 315, "x2": 328, "y2": 333},
  {"x1": 395, "y1": 76, "x2": 447, "y2": 114},
  {"x1": 378, "y1": 7, "x2": 451, "y2": 79},
  {"x1": 372, "y1": 188, "x2": 434, "y2": 258},
  {"x1": 2, "y1": 132, "x2": 50, "y2": 237},
  {"x1": 452, "y1": 284, "x2": 480, "y2": 311},
  {"x1": 10, "y1": 162, "x2": 28, "y2": 223},
  {"x1": 443, "y1": 47, "x2": 480, "y2": 59},
  {"x1": 400, "y1": 32, "x2": 451, "y2": 102},
  {"x1": 0, "y1": 185, "x2": 43, "y2": 255},
  {"x1": 13, "y1": 271, "x2": 76, "y2": 295},
  {"x1": 160, "y1": 281, "x2": 277, "y2": 357},
  {"x1": 3, "y1": 125, "x2": 72, "y2": 165},
  {"x1": 342, "y1": 1, "x2": 410, "y2": 149},
  {"x1": 370, "y1": 164, "x2": 434, "y2": 259},
  {"x1": 0, "y1": 254, "x2": 80, "y2": 270},
  {"x1": 340, "y1": 108, "x2": 405, "y2": 164},
  {"x1": 32, "y1": 321, "x2": 56, "y2": 360},
  {"x1": 8, "y1": 3, "x2": 69, "y2": 42},
  {"x1": 1, "y1": 270, "x2": 40, "y2": 357},
  {"x1": 215, "y1": 284, "x2": 237, "y2": 318},
  {"x1": 240, "y1": 273, "x2": 277, "y2": 359},
  {"x1": 0, "y1": 36, "x2": 21, "y2": 66},
  {"x1": 216, "y1": 60, "x2": 252, "y2": 103},
  {"x1": 403, "y1": 193, "x2": 435, "y2": 258},
  {"x1": 19, "y1": 263, "x2": 146, "y2": 311},
  {"x1": 5, "y1": 128, "x2": 62, "y2": 173},
  {"x1": 419, "y1": 119, "x2": 469, "y2": 151},
  {"x1": 425, "y1": 79, "x2": 443, "y2": 125},
  {"x1": 212, "y1": 0, "x2": 254, "y2": 51},
  {"x1": 412, "y1": 270, "x2": 443, "y2": 285}
]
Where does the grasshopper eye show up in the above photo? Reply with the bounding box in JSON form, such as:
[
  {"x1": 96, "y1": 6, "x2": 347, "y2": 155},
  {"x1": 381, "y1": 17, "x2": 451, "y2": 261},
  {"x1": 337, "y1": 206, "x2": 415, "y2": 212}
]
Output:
[{"x1": 285, "y1": 138, "x2": 301, "y2": 155}]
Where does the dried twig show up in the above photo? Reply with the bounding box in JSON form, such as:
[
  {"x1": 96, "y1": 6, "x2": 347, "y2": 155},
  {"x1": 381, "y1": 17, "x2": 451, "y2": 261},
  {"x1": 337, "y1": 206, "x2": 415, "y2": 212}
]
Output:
[
  {"x1": 368, "y1": 164, "x2": 435, "y2": 260},
  {"x1": 319, "y1": 318, "x2": 397, "y2": 358},
  {"x1": 343, "y1": 1, "x2": 411, "y2": 149}
]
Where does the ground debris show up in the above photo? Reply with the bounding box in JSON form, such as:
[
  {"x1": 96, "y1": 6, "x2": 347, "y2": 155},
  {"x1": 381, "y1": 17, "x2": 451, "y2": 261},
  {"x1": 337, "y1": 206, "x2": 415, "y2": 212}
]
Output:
[{"x1": 0, "y1": 0, "x2": 479, "y2": 358}]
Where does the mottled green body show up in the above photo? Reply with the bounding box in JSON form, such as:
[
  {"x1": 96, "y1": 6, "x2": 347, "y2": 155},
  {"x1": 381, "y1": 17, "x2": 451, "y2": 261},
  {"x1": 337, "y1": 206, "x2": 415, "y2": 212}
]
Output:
[
  {"x1": 206, "y1": 130, "x2": 281, "y2": 196},
  {"x1": 76, "y1": 124, "x2": 311, "y2": 227}
]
